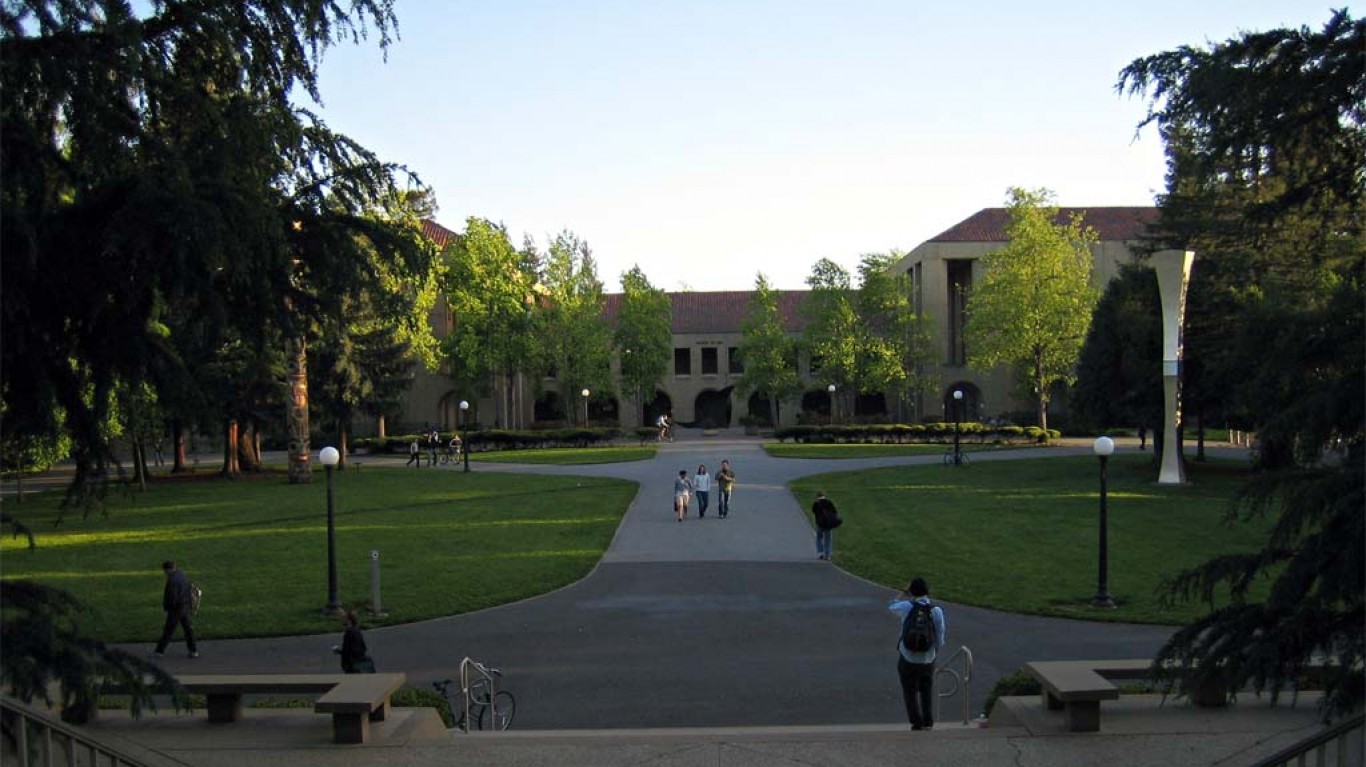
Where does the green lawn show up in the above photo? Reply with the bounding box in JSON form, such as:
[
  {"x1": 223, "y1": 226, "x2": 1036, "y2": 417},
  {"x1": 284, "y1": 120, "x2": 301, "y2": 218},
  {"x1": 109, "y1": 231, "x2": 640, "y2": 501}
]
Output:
[
  {"x1": 1, "y1": 469, "x2": 636, "y2": 642},
  {"x1": 471, "y1": 446, "x2": 656, "y2": 464},
  {"x1": 764, "y1": 443, "x2": 1015, "y2": 459},
  {"x1": 791, "y1": 455, "x2": 1267, "y2": 625}
]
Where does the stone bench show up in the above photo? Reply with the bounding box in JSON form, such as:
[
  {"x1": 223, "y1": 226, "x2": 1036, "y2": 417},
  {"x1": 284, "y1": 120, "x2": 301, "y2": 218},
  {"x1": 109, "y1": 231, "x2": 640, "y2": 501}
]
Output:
[
  {"x1": 176, "y1": 673, "x2": 406, "y2": 744},
  {"x1": 1022, "y1": 659, "x2": 1154, "y2": 732}
]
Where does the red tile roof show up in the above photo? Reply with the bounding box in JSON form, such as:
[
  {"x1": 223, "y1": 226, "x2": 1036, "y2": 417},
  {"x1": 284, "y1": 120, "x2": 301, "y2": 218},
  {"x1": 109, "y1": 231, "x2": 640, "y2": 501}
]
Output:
[
  {"x1": 420, "y1": 219, "x2": 457, "y2": 248},
  {"x1": 603, "y1": 291, "x2": 809, "y2": 334},
  {"x1": 929, "y1": 207, "x2": 1158, "y2": 243}
]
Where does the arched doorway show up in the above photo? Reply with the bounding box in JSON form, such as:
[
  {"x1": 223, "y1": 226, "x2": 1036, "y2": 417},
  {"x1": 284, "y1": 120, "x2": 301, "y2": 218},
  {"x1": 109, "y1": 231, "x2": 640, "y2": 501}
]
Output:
[
  {"x1": 694, "y1": 387, "x2": 733, "y2": 428},
  {"x1": 855, "y1": 392, "x2": 887, "y2": 419},
  {"x1": 534, "y1": 391, "x2": 563, "y2": 422},
  {"x1": 801, "y1": 388, "x2": 833, "y2": 424},
  {"x1": 943, "y1": 382, "x2": 982, "y2": 423},
  {"x1": 645, "y1": 391, "x2": 673, "y2": 427},
  {"x1": 746, "y1": 392, "x2": 774, "y2": 426},
  {"x1": 588, "y1": 396, "x2": 619, "y2": 426}
]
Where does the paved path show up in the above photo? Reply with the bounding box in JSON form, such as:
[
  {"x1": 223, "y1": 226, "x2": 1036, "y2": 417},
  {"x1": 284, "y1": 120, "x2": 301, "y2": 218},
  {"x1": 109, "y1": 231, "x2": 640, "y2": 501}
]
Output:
[{"x1": 123, "y1": 435, "x2": 1194, "y2": 729}]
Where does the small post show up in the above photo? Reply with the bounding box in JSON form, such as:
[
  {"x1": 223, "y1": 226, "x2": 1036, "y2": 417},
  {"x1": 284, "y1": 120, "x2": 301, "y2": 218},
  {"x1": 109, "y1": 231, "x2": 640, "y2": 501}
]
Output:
[{"x1": 369, "y1": 549, "x2": 385, "y2": 617}]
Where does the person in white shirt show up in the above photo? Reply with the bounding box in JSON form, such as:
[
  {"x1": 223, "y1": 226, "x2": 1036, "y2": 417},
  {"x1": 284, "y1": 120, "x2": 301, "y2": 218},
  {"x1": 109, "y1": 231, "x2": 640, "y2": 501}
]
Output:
[{"x1": 693, "y1": 464, "x2": 712, "y2": 518}]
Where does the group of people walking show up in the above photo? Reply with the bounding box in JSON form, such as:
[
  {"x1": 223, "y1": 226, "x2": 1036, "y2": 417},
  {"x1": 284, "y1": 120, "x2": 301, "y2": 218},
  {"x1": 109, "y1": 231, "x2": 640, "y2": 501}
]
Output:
[{"x1": 672, "y1": 460, "x2": 736, "y2": 521}]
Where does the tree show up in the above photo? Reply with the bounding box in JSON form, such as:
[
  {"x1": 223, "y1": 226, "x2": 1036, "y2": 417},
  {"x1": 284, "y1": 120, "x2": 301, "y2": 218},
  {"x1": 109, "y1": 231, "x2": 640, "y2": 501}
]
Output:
[
  {"x1": 1072, "y1": 265, "x2": 1163, "y2": 437},
  {"x1": 964, "y1": 187, "x2": 1100, "y2": 430},
  {"x1": 856, "y1": 253, "x2": 936, "y2": 421},
  {"x1": 614, "y1": 266, "x2": 672, "y2": 423},
  {"x1": 537, "y1": 232, "x2": 613, "y2": 423},
  {"x1": 1, "y1": 0, "x2": 420, "y2": 501},
  {"x1": 801, "y1": 259, "x2": 859, "y2": 419},
  {"x1": 1120, "y1": 10, "x2": 1364, "y2": 718},
  {"x1": 738, "y1": 274, "x2": 801, "y2": 426}
]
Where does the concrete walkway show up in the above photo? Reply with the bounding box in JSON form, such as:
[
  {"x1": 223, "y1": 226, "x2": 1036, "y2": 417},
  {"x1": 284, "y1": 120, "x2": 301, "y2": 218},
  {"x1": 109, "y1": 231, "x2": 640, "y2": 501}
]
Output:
[{"x1": 120, "y1": 434, "x2": 1187, "y2": 730}]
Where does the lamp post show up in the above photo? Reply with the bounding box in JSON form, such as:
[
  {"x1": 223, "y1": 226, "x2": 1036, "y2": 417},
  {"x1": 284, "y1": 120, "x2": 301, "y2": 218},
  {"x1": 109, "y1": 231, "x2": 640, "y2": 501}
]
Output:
[
  {"x1": 1092, "y1": 436, "x2": 1116, "y2": 608},
  {"x1": 459, "y1": 401, "x2": 470, "y2": 473},
  {"x1": 581, "y1": 388, "x2": 590, "y2": 427},
  {"x1": 827, "y1": 383, "x2": 836, "y2": 426},
  {"x1": 319, "y1": 446, "x2": 342, "y2": 614},
  {"x1": 952, "y1": 389, "x2": 964, "y2": 466}
]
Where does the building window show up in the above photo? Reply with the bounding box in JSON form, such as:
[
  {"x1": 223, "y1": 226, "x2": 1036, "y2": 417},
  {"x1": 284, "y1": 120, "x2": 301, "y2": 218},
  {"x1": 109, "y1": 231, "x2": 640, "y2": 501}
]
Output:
[
  {"x1": 700, "y1": 347, "x2": 718, "y2": 375},
  {"x1": 728, "y1": 347, "x2": 744, "y2": 374},
  {"x1": 674, "y1": 348, "x2": 691, "y2": 376},
  {"x1": 947, "y1": 260, "x2": 972, "y2": 366}
]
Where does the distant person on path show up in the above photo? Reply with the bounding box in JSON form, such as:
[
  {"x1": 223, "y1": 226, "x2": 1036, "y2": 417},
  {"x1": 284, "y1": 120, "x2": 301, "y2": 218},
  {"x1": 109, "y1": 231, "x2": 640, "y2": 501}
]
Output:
[
  {"x1": 334, "y1": 610, "x2": 376, "y2": 673},
  {"x1": 426, "y1": 427, "x2": 440, "y2": 466},
  {"x1": 153, "y1": 560, "x2": 198, "y2": 658},
  {"x1": 693, "y1": 464, "x2": 712, "y2": 518},
  {"x1": 673, "y1": 469, "x2": 693, "y2": 522},
  {"x1": 406, "y1": 439, "x2": 421, "y2": 467},
  {"x1": 811, "y1": 491, "x2": 842, "y2": 560},
  {"x1": 716, "y1": 460, "x2": 736, "y2": 517},
  {"x1": 1138, "y1": 425, "x2": 1148, "y2": 450},
  {"x1": 888, "y1": 577, "x2": 947, "y2": 730},
  {"x1": 657, "y1": 413, "x2": 672, "y2": 442}
]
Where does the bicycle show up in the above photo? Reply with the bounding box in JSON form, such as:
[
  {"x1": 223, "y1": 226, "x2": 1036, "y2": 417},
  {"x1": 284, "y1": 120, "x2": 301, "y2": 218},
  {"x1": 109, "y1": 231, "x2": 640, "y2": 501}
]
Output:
[
  {"x1": 432, "y1": 658, "x2": 516, "y2": 731},
  {"x1": 942, "y1": 448, "x2": 971, "y2": 466}
]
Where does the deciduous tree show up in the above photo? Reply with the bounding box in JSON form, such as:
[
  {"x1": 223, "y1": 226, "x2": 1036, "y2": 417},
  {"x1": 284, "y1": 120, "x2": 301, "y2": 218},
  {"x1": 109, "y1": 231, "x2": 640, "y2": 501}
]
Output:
[
  {"x1": 614, "y1": 266, "x2": 672, "y2": 423},
  {"x1": 738, "y1": 274, "x2": 800, "y2": 426}
]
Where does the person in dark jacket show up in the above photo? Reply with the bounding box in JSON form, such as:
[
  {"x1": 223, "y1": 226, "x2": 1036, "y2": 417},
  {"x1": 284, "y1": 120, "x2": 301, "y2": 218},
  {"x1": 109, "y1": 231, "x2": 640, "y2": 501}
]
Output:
[
  {"x1": 812, "y1": 492, "x2": 841, "y2": 560},
  {"x1": 335, "y1": 610, "x2": 375, "y2": 673},
  {"x1": 153, "y1": 560, "x2": 198, "y2": 658}
]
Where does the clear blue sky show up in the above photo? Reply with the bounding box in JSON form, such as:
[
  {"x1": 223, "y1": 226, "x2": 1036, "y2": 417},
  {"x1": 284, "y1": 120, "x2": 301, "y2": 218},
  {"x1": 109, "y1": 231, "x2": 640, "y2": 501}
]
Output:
[{"x1": 309, "y1": 1, "x2": 1339, "y2": 292}]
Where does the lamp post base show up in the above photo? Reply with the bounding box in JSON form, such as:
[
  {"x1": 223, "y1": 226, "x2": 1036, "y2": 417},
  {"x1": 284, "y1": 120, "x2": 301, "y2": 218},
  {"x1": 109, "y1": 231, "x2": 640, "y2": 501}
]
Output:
[
  {"x1": 321, "y1": 604, "x2": 345, "y2": 616},
  {"x1": 1090, "y1": 595, "x2": 1116, "y2": 609}
]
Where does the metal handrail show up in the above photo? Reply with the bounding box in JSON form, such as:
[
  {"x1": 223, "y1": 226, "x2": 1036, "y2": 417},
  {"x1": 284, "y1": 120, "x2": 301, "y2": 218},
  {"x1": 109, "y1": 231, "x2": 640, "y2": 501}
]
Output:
[
  {"x1": 934, "y1": 645, "x2": 974, "y2": 725},
  {"x1": 1244, "y1": 712, "x2": 1363, "y2": 767},
  {"x1": 0, "y1": 695, "x2": 180, "y2": 767},
  {"x1": 457, "y1": 656, "x2": 498, "y2": 733}
]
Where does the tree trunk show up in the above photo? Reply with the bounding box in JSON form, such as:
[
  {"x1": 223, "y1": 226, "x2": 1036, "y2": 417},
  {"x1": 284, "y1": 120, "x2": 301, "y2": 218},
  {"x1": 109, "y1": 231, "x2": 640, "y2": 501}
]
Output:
[
  {"x1": 132, "y1": 439, "x2": 148, "y2": 492},
  {"x1": 286, "y1": 337, "x2": 312, "y2": 484},
  {"x1": 338, "y1": 421, "x2": 350, "y2": 468},
  {"x1": 238, "y1": 421, "x2": 262, "y2": 472},
  {"x1": 221, "y1": 419, "x2": 240, "y2": 477},
  {"x1": 1034, "y1": 355, "x2": 1049, "y2": 432},
  {"x1": 171, "y1": 419, "x2": 188, "y2": 473},
  {"x1": 377, "y1": 414, "x2": 387, "y2": 440}
]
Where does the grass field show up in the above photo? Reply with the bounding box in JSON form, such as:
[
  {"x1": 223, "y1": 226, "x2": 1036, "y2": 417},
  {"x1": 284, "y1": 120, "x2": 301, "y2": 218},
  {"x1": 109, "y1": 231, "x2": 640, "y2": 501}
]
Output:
[
  {"x1": 765, "y1": 443, "x2": 1015, "y2": 459},
  {"x1": 470, "y1": 446, "x2": 656, "y2": 464},
  {"x1": 791, "y1": 454, "x2": 1266, "y2": 625},
  {"x1": 1, "y1": 468, "x2": 636, "y2": 642}
]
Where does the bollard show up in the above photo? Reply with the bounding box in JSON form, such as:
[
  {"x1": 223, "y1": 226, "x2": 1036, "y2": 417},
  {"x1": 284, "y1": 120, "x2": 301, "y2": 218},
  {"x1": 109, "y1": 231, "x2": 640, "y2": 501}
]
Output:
[{"x1": 369, "y1": 549, "x2": 386, "y2": 617}]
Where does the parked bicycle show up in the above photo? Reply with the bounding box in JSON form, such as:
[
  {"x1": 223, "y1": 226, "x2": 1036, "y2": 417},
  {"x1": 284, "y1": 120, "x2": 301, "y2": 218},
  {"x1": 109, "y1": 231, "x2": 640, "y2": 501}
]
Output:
[{"x1": 432, "y1": 657, "x2": 515, "y2": 731}]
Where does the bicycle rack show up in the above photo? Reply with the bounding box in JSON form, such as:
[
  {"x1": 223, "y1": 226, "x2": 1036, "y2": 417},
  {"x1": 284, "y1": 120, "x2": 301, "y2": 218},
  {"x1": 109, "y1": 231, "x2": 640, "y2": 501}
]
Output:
[
  {"x1": 935, "y1": 645, "x2": 974, "y2": 725},
  {"x1": 458, "y1": 656, "x2": 496, "y2": 733}
]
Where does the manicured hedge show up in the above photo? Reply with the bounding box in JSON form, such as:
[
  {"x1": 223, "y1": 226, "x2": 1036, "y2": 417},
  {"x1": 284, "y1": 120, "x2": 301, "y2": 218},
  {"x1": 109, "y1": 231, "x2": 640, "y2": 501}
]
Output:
[
  {"x1": 772, "y1": 423, "x2": 1060, "y2": 445},
  {"x1": 353, "y1": 427, "x2": 622, "y2": 454}
]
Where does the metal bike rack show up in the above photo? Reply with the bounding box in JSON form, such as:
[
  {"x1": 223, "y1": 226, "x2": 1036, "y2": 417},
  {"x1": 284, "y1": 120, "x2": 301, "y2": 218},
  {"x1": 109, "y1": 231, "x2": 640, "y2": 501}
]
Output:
[
  {"x1": 458, "y1": 656, "x2": 496, "y2": 733},
  {"x1": 935, "y1": 645, "x2": 974, "y2": 725}
]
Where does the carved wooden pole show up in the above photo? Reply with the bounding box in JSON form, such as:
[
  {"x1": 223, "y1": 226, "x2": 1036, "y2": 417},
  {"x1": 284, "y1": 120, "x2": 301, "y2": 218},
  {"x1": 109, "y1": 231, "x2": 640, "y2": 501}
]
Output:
[{"x1": 287, "y1": 336, "x2": 312, "y2": 484}]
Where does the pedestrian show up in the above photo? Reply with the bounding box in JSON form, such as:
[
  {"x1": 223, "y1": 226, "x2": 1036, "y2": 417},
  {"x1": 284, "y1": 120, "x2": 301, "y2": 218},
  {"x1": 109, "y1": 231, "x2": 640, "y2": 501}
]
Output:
[
  {"x1": 333, "y1": 610, "x2": 376, "y2": 673},
  {"x1": 153, "y1": 560, "x2": 198, "y2": 658},
  {"x1": 693, "y1": 464, "x2": 711, "y2": 518},
  {"x1": 406, "y1": 438, "x2": 420, "y2": 467},
  {"x1": 888, "y1": 577, "x2": 947, "y2": 730},
  {"x1": 811, "y1": 491, "x2": 842, "y2": 560},
  {"x1": 673, "y1": 469, "x2": 693, "y2": 522},
  {"x1": 1138, "y1": 425, "x2": 1148, "y2": 450},
  {"x1": 716, "y1": 460, "x2": 736, "y2": 518},
  {"x1": 427, "y1": 427, "x2": 440, "y2": 467}
]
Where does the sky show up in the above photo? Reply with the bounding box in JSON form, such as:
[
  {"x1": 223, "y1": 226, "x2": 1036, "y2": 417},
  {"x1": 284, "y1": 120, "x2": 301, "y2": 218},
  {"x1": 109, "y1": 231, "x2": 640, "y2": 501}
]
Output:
[{"x1": 308, "y1": 1, "x2": 1340, "y2": 292}]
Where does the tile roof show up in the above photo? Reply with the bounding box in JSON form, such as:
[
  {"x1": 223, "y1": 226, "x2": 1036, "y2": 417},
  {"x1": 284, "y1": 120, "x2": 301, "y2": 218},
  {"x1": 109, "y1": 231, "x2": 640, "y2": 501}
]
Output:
[
  {"x1": 420, "y1": 219, "x2": 457, "y2": 248},
  {"x1": 603, "y1": 291, "x2": 809, "y2": 334},
  {"x1": 929, "y1": 206, "x2": 1159, "y2": 243}
]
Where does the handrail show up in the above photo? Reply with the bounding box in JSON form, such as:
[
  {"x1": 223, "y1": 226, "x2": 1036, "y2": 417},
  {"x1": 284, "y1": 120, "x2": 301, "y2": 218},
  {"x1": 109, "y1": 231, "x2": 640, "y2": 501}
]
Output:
[
  {"x1": 934, "y1": 645, "x2": 974, "y2": 725},
  {"x1": 1243, "y1": 712, "x2": 1363, "y2": 767},
  {"x1": 0, "y1": 695, "x2": 184, "y2": 767},
  {"x1": 457, "y1": 656, "x2": 498, "y2": 733}
]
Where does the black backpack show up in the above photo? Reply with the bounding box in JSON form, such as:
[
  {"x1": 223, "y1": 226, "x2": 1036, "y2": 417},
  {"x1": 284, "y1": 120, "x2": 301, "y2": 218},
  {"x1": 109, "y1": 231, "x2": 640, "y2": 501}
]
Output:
[{"x1": 901, "y1": 601, "x2": 936, "y2": 653}]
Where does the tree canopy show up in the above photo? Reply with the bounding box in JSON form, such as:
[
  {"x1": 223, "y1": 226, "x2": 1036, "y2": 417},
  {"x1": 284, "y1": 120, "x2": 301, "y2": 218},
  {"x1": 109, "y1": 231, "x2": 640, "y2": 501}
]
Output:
[
  {"x1": 737, "y1": 273, "x2": 800, "y2": 426},
  {"x1": 964, "y1": 187, "x2": 1099, "y2": 431},
  {"x1": 1120, "y1": 9, "x2": 1364, "y2": 718},
  {"x1": 614, "y1": 266, "x2": 672, "y2": 418}
]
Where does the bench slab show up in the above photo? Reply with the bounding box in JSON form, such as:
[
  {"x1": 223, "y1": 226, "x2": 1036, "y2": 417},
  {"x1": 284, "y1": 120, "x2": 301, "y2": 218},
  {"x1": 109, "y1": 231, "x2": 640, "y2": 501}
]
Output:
[
  {"x1": 1023, "y1": 660, "x2": 1156, "y2": 733},
  {"x1": 174, "y1": 673, "x2": 406, "y2": 744}
]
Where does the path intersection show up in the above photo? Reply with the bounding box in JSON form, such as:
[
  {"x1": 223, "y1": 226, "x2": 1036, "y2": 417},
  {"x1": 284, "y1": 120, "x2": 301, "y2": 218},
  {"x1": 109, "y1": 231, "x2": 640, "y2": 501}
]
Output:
[{"x1": 133, "y1": 436, "x2": 1176, "y2": 729}]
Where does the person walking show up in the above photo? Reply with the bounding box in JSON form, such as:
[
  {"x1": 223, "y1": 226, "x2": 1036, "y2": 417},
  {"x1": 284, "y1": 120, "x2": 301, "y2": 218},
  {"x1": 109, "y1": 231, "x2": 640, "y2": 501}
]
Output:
[
  {"x1": 334, "y1": 610, "x2": 376, "y2": 673},
  {"x1": 811, "y1": 491, "x2": 842, "y2": 560},
  {"x1": 888, "y1": 577, "x2": 947, "y2": 730},
  {"x1": 673, "y1": 469, "x2": 693, "y2": 522},
  {"x1": 405, "y1": 438, "x2": 421, "y2": 467},
  {"x1": 693, "y1": 464, "x2": 712, "y2": 518},
  {"x1": 153, "y1": 560, "x2": 198, "y2": 658},
  {"x1": 426, "y1": 427, "x2": 440, "y2": 467},
  {"x1": 716, "y1": 460, "x2": 736, "y2": 518}
]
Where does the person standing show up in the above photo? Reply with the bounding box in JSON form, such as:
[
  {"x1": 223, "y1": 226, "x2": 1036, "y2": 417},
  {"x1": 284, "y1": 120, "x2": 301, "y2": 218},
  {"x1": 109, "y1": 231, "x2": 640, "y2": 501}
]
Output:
[
  {"x1": 811, "y1": 491, "x2": 841, "y2": 560},
  {"x1": 426, "y1": 427, "x2": 440, "y2": 467},
  {"x1": 673, "y1": 469, "x2": 693, "y2": 522},
  {"x1": 716, "y1": 460, "x2": 736, "y2": 518},
  {"x1": 406, "y1": 438, "x2": 421, "y2": 467},
  {"x1": 693, "y1": 464, "x2": 712, "y2": 518},
  {"x1": 888, "y1": 577, "x2": 947, "y2": 730},
  {"x1": 334, "y1": 610, "x2": 376, "y2": 673},
  {"x1": 153, "y1": 560, "x2": 198, "y2": 658}
]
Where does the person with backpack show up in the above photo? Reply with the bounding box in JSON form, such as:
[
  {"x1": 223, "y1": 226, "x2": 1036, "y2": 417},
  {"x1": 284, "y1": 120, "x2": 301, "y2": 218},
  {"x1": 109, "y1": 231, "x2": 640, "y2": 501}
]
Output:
[
  {"x1": 811, "y1": 491, "x2": 842, "y2": 560},
  {"x1": 888, "y1": 576, "x2": 946, "y2": 729},
  {"x1": 153, "y1": 560, "x2": 199, "y2": 659}
]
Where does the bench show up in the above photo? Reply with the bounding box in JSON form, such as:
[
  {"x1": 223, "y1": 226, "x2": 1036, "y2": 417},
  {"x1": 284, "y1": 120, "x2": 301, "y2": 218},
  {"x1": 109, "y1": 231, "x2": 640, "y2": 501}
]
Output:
[
  {"x1": 1022, "y1": 659, "x2": 1154, "y2": 732},
  {"x1": 175, "y1": 673, "x2": 406, "y2": 744}
]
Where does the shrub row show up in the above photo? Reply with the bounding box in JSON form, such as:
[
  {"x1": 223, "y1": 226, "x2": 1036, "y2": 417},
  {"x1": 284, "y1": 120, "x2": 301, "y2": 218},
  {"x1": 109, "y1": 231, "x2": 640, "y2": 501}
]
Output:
[
  {"x1": 353, "y1": 428, "x2": 622, "y2": 453},
  {"x1": 772, "y1": 423, "x2": 1061, "y2": 445}
]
